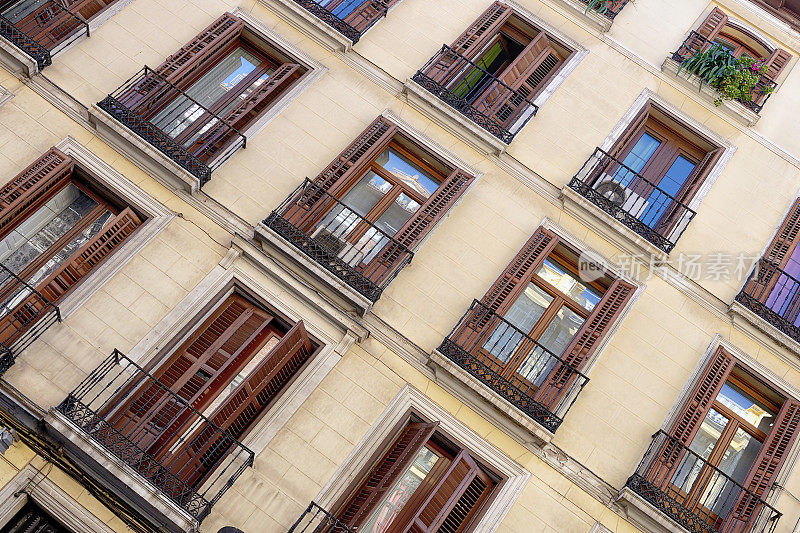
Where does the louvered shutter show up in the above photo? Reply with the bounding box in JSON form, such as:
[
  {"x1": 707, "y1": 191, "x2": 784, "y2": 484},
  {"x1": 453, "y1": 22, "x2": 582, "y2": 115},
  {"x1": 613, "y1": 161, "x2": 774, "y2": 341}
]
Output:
[
  {"x1": 370, "y1": 168, "x2": 475, "y2": 279},
  {"x1": 764, "y1": 48, "x2": 792, "y2": 81},
  {"x1": 165, "y1": 320, "x2": 314, "y2": 488},
  {"x1": 608, "y1": 104, "x2": 651, "y2": 159},
  {"x1": 0, "y1": 148, "x2": 73, "y2": 237},
  {"x1": 184, "y1": 63, "x2": 303, "y2": 161},
  {"x1": 535, "y1": 278, "x2": 636, "y2": 407},
  {"x1": 38, "y1": 208, "x2": 142, "y2": 302},
  {"x1": 451, "y1": 2, "x2": 512, "y2": 58},
  {"x1": 344, "y1": 0, "x2": 392, "y2": 33},
  {"x1": 671, "y1": 347, "x2": 736, "y2": 446},
  {"x1": 339, "y1": 421, "x2": 439, "y2": 528},
  {"x1": 111, "y1": 296, "x2": 272, "y2": 448},
  {"x1": 62, "y1": 0, "x2": 115, "y2": 19},
  {"x1": 406, "y1": 450, "x2": 494, "y2": 533},
  {"x1": 285, "y1": 117, "x2": 397, "y2": 224},
  {"x1": 729, "y1": 398, "x2": 800, "y2": 529},
  {"x1": 155, "y1": 13, "x2": 244, "y2": 87},
  {"x1": 745, "y1": 199, "x2": 800, "y2": 298},
  {"x1": 696, "y1": 7, "x2": 728, "y2": 41}
]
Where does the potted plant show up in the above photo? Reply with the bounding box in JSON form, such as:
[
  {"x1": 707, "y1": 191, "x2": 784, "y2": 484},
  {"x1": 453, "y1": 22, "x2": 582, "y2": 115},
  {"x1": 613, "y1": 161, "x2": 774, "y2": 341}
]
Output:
[
  {"x1": 678, "y1": 44, "x2": 773, "y2": 106},
  {"x1": 584, "y1": 0, "x2": 620, "y2": 16}
]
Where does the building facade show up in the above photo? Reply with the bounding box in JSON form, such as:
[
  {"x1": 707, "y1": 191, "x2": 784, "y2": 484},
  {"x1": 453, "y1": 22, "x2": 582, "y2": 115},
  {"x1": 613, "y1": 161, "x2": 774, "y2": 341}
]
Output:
[{"x1": 0, "y1": 0, "x2": 799, "y2": 532}]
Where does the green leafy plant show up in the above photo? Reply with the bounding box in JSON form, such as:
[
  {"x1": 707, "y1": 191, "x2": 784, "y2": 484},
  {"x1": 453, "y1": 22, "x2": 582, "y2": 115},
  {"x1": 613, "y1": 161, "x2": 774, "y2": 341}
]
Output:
[
  {"x1": 584, "y1": 0, "x2": 615, "y2": 15},
  {"x1": 677, "y1": 44, "x2": 772, "y2": 106}
]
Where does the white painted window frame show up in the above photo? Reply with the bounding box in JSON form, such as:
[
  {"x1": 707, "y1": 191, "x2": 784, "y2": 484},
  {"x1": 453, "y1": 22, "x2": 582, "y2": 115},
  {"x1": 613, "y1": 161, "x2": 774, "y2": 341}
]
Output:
[
  {"x1": 0, "y1": 463, "x2": 114, "y2": 533},
  {"x1": 52, "y1": 137, "x2": 174, "y2": 319},
  {"x1": 313, "y1": 384, "x2": 531, "y2": 533}
]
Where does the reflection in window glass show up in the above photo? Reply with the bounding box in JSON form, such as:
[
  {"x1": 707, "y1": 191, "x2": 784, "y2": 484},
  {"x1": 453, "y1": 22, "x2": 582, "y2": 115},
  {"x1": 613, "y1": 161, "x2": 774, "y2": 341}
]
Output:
[
  {"x1": 535, "y1": 259, "x2": 601, "y2": 311},
  {"x1": 484, "y1": 283, "x2": 552, "y2": 362},
  {"x1": 716, "y1": 382, "x2": 775, "y2": 433},
  {"x1": 516, "y1": 306, "x2": 584, "y2": 384},
  {"x1": 360, "y1": 446, "x2": 440, "y2": 533},
  {"x1": 374, "y1": 149, "x2": 440, "y2": 199}
]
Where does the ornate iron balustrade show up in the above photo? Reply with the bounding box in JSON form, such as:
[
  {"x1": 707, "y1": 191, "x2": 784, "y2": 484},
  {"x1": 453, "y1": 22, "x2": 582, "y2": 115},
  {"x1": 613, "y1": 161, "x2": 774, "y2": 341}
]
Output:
[
  {"x1": 579, "y1": 0, "x2": 630, "y2": 19},
  {"x1": 0, "y1": 262, "x2": 61, "y2": 376},
  {"x1": 289, "y1": 502, "x2": 356, "y2": 533},
  {"x1": 735, "y1": 259, "x2": 800, "y2": 343},
  {"x1": 290, "y1": 0, "x2": 388, "y2": 43},
  {"x1": 411, "y1": 44, "x2": 539, "y2": 144},
  {"x1": 626, "y1": 431, "x2": 781, "y2": 533},
  {"x1": 0, "y1": 0, "x2": 88, "y2": 70},
  {"x1": 97, "y1": 66, "x2": 247, "y2": 186},
  {"x1": 438, "y1": 300, "x2": 589, "y2": 433},
  {"x1": 263, "y1": 178, "x2": 414, "y2": 302},
  {"x1": 568, "y1": 147, "x2": 696, "y2": 253},
  {"x1": 57, "y1": 350, "x2": 255, "y2": 523},
  {"x1": 672, "y1": 31, "x2": 777, "y2": 114}
]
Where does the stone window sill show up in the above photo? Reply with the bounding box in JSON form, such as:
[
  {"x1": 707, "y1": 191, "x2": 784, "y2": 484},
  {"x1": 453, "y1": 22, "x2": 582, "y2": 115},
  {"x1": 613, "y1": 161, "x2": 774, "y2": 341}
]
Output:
[{"x1": 257, "y1": 0, "x2": 356, "y2": 52}]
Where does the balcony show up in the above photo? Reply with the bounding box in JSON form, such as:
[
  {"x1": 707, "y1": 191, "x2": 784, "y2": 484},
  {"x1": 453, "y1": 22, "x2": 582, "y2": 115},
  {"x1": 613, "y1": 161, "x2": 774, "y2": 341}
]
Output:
[
  {"x1": 0, "y1": 262, "x2": 61, "y2": 376},
  {"x1": 411, "y1": 45, "x2": 538, "y2": 144},
  {"x1": 579, "y1": 0, "x2": 630, "y2": 20},
  {"x1": 288, "y1": 0, "x2": 388, "y2": 43},
  {"x1": 0, "y1": 1, "x2": 88, "y2": 70},
  {"x1": 671, "y1": 31, "x2": 777, "y2": 115},
  {"x1": 263, "y1": 178, "x2": 414, "y2": 303},
  {"x1": 436, "y1": 300, "x2": 589, "y2": 434},
  {"x1": 734, "y1": 259, "x2": 800, "y2": 346},
  {"x1": 56, "y1": 350, "x2": 254, "y2": 523},
  {"x1": 289, "y1": 502, "x2": 355, "y2": 533},
  {"x1": 624, "y1": 431, "x2": 780, "y2": 533},
  {"x1": 96, "y1": 66, "x2": 247, "y2": 187},
  {"x1": 568, "y1": 147, "x2": 696, "y2": 253}
]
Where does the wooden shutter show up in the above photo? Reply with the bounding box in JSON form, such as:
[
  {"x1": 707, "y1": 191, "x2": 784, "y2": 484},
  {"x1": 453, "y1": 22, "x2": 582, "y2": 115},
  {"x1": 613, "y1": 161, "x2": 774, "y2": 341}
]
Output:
[
  {"x1": 764, "y1": 199, "x2": 800, "y2": 269},
  {"x1": 608, "y1": 103, "x2": 651, "y2": 159},
  {"x1": 451, "y1": 2, "x2": 512, "y2": 58},
  {"x1": 500, "y1": 33, "x2": 563, "y2": 94},
  {"x1": 764, "y1": 48, "x2": 792, "y2": 81},
  {"x1": 372, "y1": 168, "x2": 475, "y2": 274},
  {"x1": 696, "y1": 7, "x2": 728, "y2": 40},
  {"x1": 535, "y1": 278, "x2": 636, "y2": 407},
  {"x1": 344, "y1": 0, "x2": 392, "y2": 33},
  {"x1": 111, "y1": 295, "x2": 273, "y2": 447},
  {"x1": 671, "y1": 346, "x2": 736, "y2": 446},
  {"x1": 166, "y1": 320, "x2": 314, "y2": 487},
  {"x1": 480, "y1": 227, "x2": 558, "y2": 317},
  {"x1": 38, "y1": 208, "x2": 142, "y2": 303},
  {"x1": 339, "y1": 421, "x2": 439, "y2": 528},
  {"x1": 154, "y1": 13, "x2": 244, "y2": 87},
  {"x1": 0, "y1": 148, "x2": 73, "y2": 238},
  {"x1": 316, "y1": 116, "x2": 397, "y2": 196},
  {"x1": 406, "y1": 450, "x2": 494, "y2": 533}
]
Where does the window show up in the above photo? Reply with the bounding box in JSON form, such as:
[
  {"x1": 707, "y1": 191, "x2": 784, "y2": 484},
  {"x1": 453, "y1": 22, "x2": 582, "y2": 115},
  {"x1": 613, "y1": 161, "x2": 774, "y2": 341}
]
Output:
[
  {"x1": 747, "y1": 0, "x2": 800, "y2": 32},
  {"x1": 98, "y1": 13, "x2": 307, "y2": 185},
  {"x1": 0, "y1": 148, "x2": 142, "y2": 348},
  {"x1": 412, "y1": 2, "x2": 574, "y2": 142},
  {"x1": 738, "y1": 198, "x2": 800, "y2": 343},
  {"x1": 2, "y1": 501, "x2": 68, "y2": 533},
  {"x1": 572, "y1": 102, "x2": 723, "y2": 252},
  {"x1": 335, "y1": 419, "x2": 500, "y2": 533},
  {"x1": 295, "y1": 0, "x2": 402, "y2": 42},
  {"x1": 628, "y1": 347, "x2": 800, "y2": 531},
  {"x1": 439, "y1": 227, "x2": 635, "y2": 432},
  {"x1": 264, "y1": 116, "x2": 474, "y2": 302}
]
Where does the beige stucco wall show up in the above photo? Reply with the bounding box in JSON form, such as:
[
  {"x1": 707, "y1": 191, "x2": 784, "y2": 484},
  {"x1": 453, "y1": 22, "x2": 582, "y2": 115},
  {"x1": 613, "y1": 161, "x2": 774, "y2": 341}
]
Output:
[{"x1": 1, "y1": 0, "x2": 800, "y2": 532}]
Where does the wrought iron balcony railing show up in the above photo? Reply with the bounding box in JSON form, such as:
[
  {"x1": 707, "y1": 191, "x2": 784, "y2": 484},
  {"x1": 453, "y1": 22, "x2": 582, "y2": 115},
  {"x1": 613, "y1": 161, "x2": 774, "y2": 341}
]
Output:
[
  {"x1": 626, "y1": 431, "x2": 781, "y2": 533},
  {"x1": 735, "y1": 259, "x2": 800, "y2": 344},
  {"x1": 289, "y1": 502, "x2": 355, "y2": 533},
  {"x1": 57, "y1": 350, "x2": 255, "y2": 523},
  {"x1": 263, "y1": 178, "x2": 414, "y2": 302},
  {"x1": 568, "y1": 147, "x2": 696, "y2": 253},
  {"x1": 97, "y1": 66, "x2": 247, "y2": 186},
  {"x1": 672, "y1": 31, "x2": 777, "y2": 114},
  {"x1": 0, "y1": 262, "x2": 61, "y2": 376},
  {"x1": 438, "y1": 300, "x2": 589, "y2": 433},
  {"x1": 289, "y1": 0, "x2": 388, "y2": 43},
  {"x1": 411, "y1": 44, "x2": 539, "y2": 144},
  {"x1": 579, "y1": 0, "x2": 630, "y2": 20},
  {"x1": 0, "y1": 0, "x2": 88, "y2": 70}
]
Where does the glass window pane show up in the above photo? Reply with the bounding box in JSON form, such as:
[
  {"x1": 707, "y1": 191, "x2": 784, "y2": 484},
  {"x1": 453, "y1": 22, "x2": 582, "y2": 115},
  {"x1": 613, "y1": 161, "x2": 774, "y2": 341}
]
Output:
[
  {"x1": 716, "y1": 382, "x2": 776, "y2": 434},
  {"x1": 374, "y1": 149, "x2": 440, "y2": 199},
  {"x1": 698, "y1": 428, "x2": 762, "y2": 519},
  {"x1": 671, "y1": 409, "x2": 729, "y2": 494},
  {"x1": 612, "y1": 133, "x2": 661, "y2": 187},
  {"x1": 483, "y1": 283, "x2": 552, "y2": 363},
  {"x1": 340, "y1": 172, "x2": 391, "y2": 217},
  {"x1": 360, "y1": 446, "x2": 440, "y2": 533},
  {"x1": 374, "y1": 193, "x2": 420, "y2": 236},
  {"x1": 639, "y1": 155, "x2": 697, "y2": 229},
  {"x1": 535, "y1": 259, "x2": 601, "y2": 311},
  {"x1": 515, "y1": 305, "x2": 584, "y2": 384}
]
